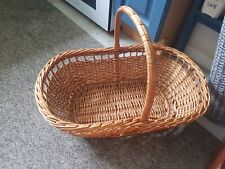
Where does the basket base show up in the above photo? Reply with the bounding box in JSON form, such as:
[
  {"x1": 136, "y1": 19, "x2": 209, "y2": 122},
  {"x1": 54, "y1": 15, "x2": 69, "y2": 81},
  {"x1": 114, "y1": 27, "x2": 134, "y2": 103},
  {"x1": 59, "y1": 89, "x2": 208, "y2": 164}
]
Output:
[{"x1": 47, "y1": 80, "x2": 169, "y2": 124}]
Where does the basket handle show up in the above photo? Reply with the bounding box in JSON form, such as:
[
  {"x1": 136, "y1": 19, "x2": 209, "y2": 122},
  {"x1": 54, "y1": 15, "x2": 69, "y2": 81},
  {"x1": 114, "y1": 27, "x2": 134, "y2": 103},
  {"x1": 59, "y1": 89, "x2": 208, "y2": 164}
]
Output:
[{"x1": 114, "y1": 6, "x2": 157, "y2": 122}]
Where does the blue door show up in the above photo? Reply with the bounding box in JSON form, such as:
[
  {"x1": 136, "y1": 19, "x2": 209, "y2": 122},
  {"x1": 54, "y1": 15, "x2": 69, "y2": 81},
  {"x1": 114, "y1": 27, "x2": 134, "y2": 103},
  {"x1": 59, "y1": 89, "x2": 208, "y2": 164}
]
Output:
[{"x1": 113, "y1": 0, "x2": 170, "y2": 42}]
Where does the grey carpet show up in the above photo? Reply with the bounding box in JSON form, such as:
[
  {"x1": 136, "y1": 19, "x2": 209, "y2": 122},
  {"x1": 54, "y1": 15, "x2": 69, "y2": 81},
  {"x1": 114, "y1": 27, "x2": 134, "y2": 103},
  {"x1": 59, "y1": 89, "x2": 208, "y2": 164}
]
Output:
[{"x1": 0, "y1": 0, "x2": 221, "y2": 169}]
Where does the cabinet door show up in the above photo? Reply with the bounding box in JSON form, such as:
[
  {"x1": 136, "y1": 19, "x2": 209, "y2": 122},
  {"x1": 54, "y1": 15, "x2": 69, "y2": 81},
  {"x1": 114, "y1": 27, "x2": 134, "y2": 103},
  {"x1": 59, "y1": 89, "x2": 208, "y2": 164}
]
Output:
[{"x1": 113, "y1": 0, "x2": 170, "y2": 41}]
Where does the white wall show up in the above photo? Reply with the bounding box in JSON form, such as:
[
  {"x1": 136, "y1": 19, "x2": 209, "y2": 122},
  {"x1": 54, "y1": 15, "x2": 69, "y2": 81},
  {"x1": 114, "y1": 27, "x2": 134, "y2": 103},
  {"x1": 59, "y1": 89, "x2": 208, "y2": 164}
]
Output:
[{"x1": 184, "y1": 23, "x2": 219, "y2": 70}]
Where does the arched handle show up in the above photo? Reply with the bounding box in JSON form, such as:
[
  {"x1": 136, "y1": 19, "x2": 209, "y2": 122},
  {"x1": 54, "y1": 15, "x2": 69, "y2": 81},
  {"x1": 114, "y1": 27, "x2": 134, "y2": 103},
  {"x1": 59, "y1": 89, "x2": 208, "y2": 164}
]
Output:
[{"x1": 114, "y1": 6, "x2": 157, "y2": 122}]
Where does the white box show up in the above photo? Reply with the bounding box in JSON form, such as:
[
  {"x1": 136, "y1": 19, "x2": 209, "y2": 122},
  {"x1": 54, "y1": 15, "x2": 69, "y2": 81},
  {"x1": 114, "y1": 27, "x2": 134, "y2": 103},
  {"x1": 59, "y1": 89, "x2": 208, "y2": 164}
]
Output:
[{"x1": 201, "y1": 0, "x2": 225, "y2": 18}]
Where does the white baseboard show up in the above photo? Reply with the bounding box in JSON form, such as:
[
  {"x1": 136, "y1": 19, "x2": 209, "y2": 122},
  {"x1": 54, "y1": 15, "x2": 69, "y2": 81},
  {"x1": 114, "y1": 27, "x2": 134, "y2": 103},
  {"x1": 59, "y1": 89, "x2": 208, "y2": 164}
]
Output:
[{"x1": 48, "y1": 0, "x2": 136, "y2": 48}]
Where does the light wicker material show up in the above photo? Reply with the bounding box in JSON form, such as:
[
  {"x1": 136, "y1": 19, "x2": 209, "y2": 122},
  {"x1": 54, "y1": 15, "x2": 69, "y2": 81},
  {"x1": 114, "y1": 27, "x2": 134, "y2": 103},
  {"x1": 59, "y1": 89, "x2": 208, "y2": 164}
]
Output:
[{"x1": 35, "y1": 6, "x2": 210, "y2": 138}]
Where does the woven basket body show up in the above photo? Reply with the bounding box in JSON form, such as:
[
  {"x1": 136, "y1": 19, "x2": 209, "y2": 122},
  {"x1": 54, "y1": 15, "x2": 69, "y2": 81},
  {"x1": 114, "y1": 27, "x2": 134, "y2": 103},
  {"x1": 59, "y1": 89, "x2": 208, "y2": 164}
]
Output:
[{"x1": 35, "y1": 6, "x2": 210, "y2": 138}]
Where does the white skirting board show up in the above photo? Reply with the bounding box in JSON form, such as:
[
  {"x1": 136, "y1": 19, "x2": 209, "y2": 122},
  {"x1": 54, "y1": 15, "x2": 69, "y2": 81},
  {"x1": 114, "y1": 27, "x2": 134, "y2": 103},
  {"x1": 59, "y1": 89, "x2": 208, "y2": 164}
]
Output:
[{"x1": 185, "y1": 45, "x2": 212, "y2": 70}]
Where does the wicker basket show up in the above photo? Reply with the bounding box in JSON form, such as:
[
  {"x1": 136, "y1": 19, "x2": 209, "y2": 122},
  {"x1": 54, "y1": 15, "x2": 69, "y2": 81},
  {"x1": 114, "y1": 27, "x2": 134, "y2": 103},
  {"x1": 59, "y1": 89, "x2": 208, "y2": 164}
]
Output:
[{"x1": 35, "y1": 6, "x2": 210, "y2": 138}]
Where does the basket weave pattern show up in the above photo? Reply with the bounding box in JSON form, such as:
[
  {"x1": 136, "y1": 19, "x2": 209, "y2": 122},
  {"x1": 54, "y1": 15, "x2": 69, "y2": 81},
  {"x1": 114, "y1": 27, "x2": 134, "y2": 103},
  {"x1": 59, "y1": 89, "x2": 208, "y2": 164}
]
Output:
[{"x1": 35, "y1": 6, "x2": 210, "y2": 138}]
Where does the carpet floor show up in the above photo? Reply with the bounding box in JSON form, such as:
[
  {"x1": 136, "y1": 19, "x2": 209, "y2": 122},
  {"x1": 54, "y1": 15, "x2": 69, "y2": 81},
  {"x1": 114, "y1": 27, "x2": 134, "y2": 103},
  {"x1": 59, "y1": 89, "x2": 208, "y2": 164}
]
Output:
[{"x1": 0, "y1": 0, "x2": 220, "y2": 168}]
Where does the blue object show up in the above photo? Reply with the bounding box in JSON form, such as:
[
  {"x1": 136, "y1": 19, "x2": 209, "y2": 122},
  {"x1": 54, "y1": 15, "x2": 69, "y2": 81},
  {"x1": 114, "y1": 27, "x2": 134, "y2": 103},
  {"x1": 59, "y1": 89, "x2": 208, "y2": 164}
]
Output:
[
  {"x1": 113, "y1": 0, "x2": 170, "y2": 42},
  {"x1": 176, "y1": 0, "x2": 223, "y2": 51}
]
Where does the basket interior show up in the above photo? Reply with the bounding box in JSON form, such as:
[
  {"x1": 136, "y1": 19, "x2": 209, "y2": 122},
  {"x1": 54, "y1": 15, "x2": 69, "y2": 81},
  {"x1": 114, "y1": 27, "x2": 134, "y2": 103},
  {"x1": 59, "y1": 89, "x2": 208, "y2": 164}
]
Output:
[{"x1": 41, "y1": 46, "x2": 206, "y2": 124}]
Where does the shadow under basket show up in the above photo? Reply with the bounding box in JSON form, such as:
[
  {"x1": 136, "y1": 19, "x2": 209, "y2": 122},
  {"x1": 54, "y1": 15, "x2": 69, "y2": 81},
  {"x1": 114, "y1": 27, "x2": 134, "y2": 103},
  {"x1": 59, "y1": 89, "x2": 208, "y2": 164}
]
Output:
[{"x1": 35, "y1": 6, "x2": 210, "y2": 138}]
